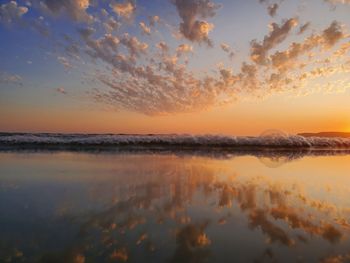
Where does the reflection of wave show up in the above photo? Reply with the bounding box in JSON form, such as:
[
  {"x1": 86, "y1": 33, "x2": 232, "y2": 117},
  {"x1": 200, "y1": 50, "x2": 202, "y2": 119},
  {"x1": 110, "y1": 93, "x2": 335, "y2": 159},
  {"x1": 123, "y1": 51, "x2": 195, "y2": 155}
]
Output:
[
  {"x1": 258, "y1": 156, "x2": 293, "y2": 168},
  {"x1": 1, "y1": 133, "x2": 350, "y2": 149},
  {"x1": 1, "y1": 142, "x2": 350, "y2": 164}
]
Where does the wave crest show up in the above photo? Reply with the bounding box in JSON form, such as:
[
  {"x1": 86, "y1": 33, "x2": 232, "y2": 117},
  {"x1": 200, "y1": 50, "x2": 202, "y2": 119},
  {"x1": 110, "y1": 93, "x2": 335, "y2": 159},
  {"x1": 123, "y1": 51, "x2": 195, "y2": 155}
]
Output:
[{"x1": 1, "y1": 133, "x2": 350, "y2": 148}]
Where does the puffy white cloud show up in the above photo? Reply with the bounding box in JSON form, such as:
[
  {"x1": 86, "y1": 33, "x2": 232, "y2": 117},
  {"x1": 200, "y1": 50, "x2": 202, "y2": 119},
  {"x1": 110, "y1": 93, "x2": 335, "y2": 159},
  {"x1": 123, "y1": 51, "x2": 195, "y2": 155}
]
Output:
[
  {"x1": 0, "y1": 1, "x2": 28, "y2": 24},
  {"x1": 172, "y1": 0, "x2": 220, "y2": 46}
]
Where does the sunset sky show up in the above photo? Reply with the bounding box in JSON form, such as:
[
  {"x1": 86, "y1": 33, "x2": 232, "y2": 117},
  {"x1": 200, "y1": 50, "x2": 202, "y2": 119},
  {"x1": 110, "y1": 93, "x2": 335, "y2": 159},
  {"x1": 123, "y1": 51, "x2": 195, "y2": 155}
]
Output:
[{"x1": 0, "y1": 0, "x2": 349, "y2": 135}]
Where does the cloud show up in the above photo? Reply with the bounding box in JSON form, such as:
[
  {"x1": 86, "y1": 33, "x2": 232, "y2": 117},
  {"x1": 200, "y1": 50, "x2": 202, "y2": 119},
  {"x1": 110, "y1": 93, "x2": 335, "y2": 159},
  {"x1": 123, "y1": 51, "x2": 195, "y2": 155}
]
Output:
[
  {"x1": 31, "y1": 16, "x2": 50, "y2": 36},
  {"x1": 0, "y1": 2, "x2": 51, "y2": 37},
  {"x1": 298, "y1": 22, "x2": 311, "y2": 35},
  {"x1": 91, "y1": 64, "x2": 221, "y2": 115},
  {"x1": 119, "y1": 33, "x2": 148, "y2": 59},
  {"x1": 78, "y1": 26, "x2": 95, "y2": 39},
  {"x1": 0, "y1": 0, "x2": 349, "y2": 118},
  {"x1": 333, "y1": 41, "x2": 350, "y2": 57},
  {"x1": 79, "y1": 29, "x2": 139, "y2": 73},
  {"x1": 270, "y1": 21, "x2": 345, "y2": 72},
  {"x1": 220, "y1": 43, "x2": 234, "y2": 60},
  {"x1": 238, "y1": 62, "x2": 259, "y2": 91},
  {"x1": 322, "y1": 21, "x2": 344, "y2": 48},
  {"x1": 258, "y1": 1, "x2": 279, "y2": 17},
  {"x1": 57, "y1": 56, "x2": 73, "y2": 69},
  {"x1": 42, "y1": 0, "x2": 92, "y2": 22},
  {"x1": 0, "y1": 71, "x2": 23, "y2": 87},
  {"x1": 219, "y1": 67, "x2": 237, "y2": 86},
  {"x1": 103, "y1": 17, "x2": 120, "y2": 33},
  {"x1": 157, "y1": 41, "x2": 169, "y2": 53},
  {"x1": 139, "y1": 22, "x2": 151, "y2": 35},
  {"x1": 35, "y1": 2, "x2": 344, "y2": 115},
  {"x1": 172, "y1": 0, "x2": 220, "y2": 46},
  {"x1": 325, "y1": 0, "x2": 350, "y2": 5},
  {"x1": 148, "y1": 15, "x2": 160, "y2": 27},
  {"x1": 111, "y1": 0, "x2": 135, "y2": 19},
  {"x1": 250, "y1": 18, "x2": 298, "y2": 65},
  {"x1": 56, "y1": 87, "x2": 67, "y2": 94},
  {"x1": 176, "y1": 44, "x2": 193, "y2": 56},
  {"x1": 220, "y1": 43, "x2": 230, "y2": 53},
  {"x1": 268, "y1": 3, "x2": 279, "y2": 17},
  {"x1": 0, "y1": 1, "x2": 28, "y2": 24},
  {"x1": 77, "y1": 14, "x2": 349, "y2": 116}
]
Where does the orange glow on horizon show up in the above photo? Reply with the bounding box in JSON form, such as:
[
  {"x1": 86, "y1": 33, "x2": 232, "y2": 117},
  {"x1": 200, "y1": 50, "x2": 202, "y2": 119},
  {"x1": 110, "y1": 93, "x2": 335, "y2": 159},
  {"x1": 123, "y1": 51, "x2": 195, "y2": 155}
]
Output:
[{"x1": 0, "y1": 90, "x2": 349, "y2": 135}]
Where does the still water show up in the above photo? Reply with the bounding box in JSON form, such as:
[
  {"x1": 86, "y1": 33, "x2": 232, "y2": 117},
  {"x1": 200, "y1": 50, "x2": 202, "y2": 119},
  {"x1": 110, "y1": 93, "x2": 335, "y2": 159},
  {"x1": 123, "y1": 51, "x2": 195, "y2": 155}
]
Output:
[{"x1": 1, "y1": 151, "x2": 350, "y2": 262}]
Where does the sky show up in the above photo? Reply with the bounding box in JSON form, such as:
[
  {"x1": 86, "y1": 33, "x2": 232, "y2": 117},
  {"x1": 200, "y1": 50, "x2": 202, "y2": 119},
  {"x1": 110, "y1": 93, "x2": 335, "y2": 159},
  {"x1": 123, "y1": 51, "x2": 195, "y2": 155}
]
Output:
[{"x1": 0, "y1": 0, "x2": 349, "y2": 135}]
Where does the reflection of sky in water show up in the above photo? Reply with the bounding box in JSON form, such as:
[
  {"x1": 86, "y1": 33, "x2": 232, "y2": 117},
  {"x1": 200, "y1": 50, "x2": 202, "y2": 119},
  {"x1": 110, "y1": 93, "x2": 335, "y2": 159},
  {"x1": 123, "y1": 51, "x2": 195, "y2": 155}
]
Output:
[{"x1": 0, "y1": 152, "x2": 350, "y2": 262}]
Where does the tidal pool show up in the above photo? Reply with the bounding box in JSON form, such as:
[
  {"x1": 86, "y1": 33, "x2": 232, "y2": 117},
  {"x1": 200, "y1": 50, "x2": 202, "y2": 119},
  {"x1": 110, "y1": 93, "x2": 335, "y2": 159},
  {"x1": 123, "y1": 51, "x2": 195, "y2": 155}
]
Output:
[{"x1": 0, "y1": 151, "x2": 350, "y2": 262}]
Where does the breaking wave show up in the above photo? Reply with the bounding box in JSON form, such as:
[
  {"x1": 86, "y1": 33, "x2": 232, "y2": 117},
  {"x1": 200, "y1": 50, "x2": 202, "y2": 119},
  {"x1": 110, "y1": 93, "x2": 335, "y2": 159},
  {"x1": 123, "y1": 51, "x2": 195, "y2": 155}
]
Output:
[{"x1": 1, "y1": 132, "x2": 350, "y2": 149}]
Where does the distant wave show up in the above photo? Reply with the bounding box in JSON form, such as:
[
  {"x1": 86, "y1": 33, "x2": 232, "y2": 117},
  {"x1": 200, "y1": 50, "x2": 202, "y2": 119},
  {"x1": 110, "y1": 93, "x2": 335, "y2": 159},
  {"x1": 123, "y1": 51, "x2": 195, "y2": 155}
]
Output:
[{"x1": 1, "y1": 133, "x2": 350, "y2": 149}]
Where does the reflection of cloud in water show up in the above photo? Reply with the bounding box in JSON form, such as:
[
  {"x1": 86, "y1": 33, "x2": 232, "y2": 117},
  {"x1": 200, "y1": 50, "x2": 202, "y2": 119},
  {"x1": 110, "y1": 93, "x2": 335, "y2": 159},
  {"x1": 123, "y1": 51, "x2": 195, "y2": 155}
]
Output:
[
  {"x1": 1, "y1": 153, "x2": 350, "y2": 262},
  {"x1": 171, "y1": 223, "x2": 211, "y2": 263},
  {"x1": 61, "y1": 163, "x2": 348, "y2": 261},
  {"x1": 320, "y1": 253, "x2": 350, "y2": 263}
]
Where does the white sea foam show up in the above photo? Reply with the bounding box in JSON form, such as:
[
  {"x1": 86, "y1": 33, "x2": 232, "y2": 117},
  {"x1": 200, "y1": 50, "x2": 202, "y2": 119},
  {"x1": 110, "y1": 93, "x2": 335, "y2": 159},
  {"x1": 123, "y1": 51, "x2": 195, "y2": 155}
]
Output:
[{"x1": 1, "y1": 133, "x2": 350, "y2": 148}]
